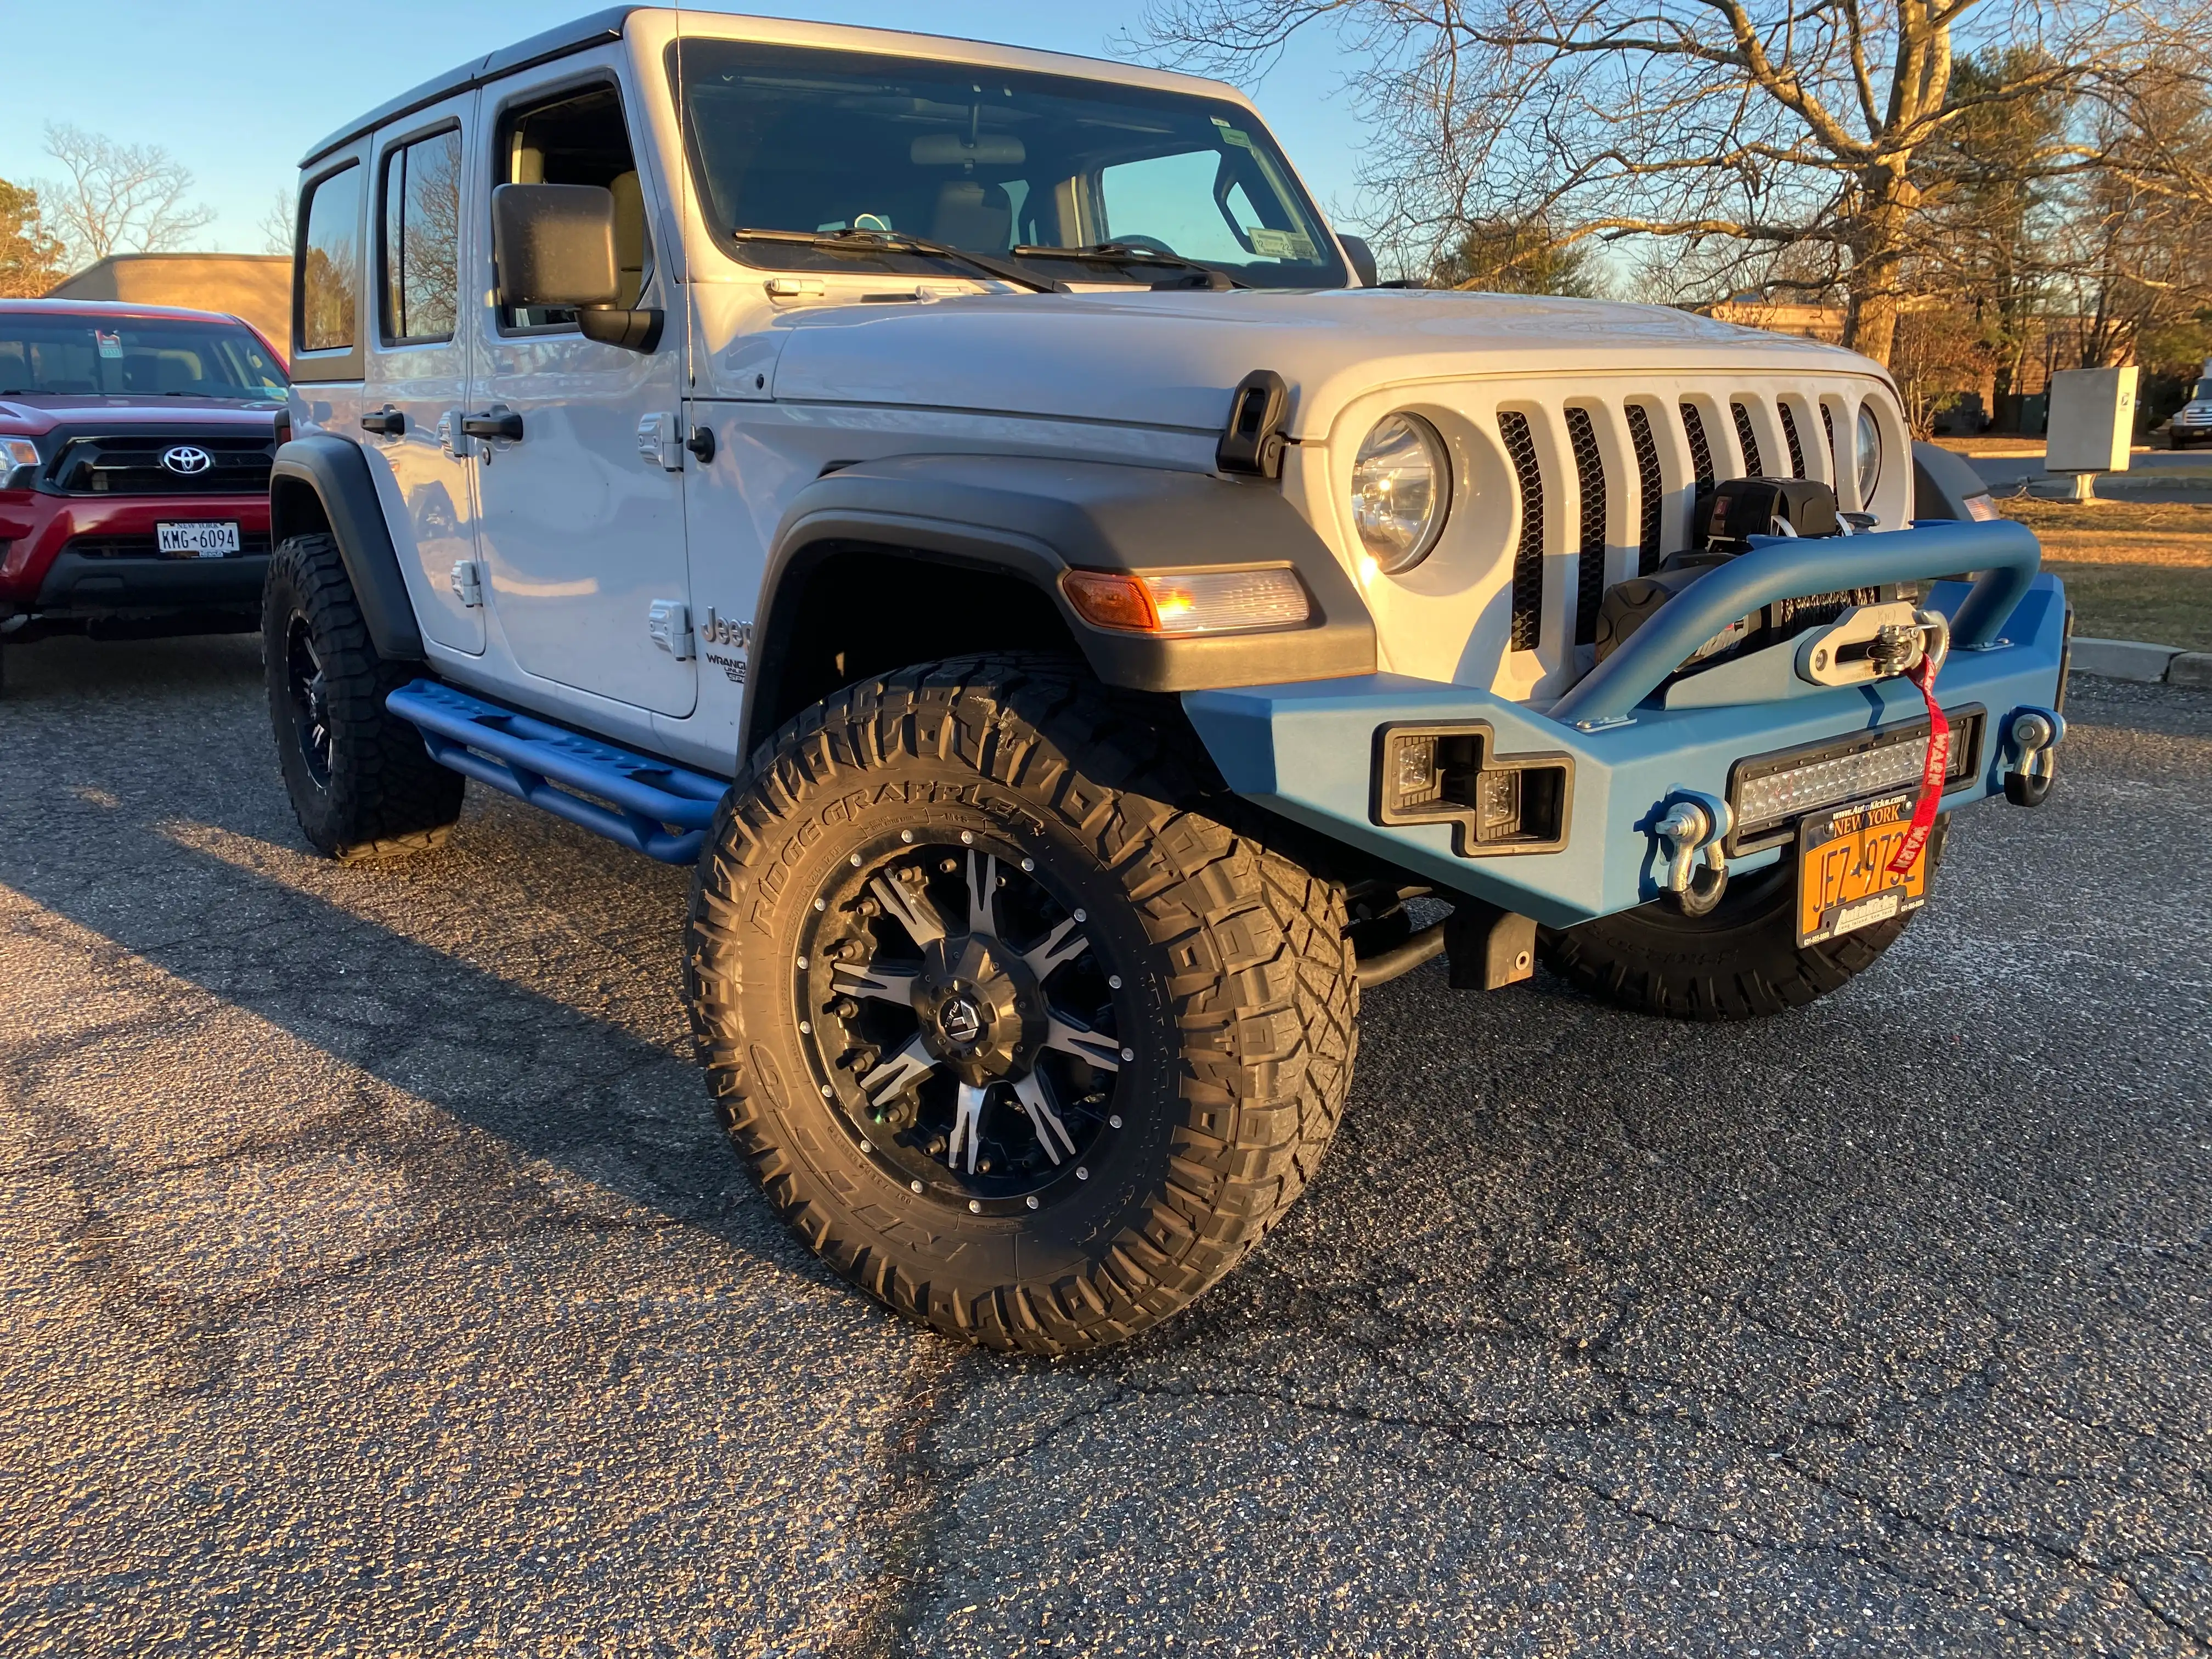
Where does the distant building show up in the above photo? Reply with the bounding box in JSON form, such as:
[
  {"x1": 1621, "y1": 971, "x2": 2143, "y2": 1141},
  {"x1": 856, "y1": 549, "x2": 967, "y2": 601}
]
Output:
[{"x1": 46, "y1": 253, "x2": 291, "y2": 360}]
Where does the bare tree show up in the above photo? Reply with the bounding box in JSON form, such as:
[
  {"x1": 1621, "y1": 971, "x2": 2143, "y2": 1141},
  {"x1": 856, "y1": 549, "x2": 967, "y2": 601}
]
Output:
[
  {"x1": 258, "y1": 188, "x2": 297, "y2": 258},
  {"x1": 37, "y1": 123, "x2": 216, "y2": 267},
  {"x1": 1138, "y1": 0, "x2": 2179, "y2": 365},
  {"x1": 0, "y1": 178, "x2": 69, "y2": 298}
]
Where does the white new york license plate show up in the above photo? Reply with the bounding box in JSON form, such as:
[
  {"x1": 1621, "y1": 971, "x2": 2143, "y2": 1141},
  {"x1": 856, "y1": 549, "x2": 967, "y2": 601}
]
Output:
[{"x1": 157, "y1": 521, "x2": 240, "y2": 557}]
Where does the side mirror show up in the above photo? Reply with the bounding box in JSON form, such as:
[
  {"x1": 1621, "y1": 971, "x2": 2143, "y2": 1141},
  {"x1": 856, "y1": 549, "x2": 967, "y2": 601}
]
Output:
[
  {"x1": 492, "y1": 184, "x2": 619, "y2": 308},
  {"x1": 1338, "y1": 233, "x2": 1379, "y2": 289},
  {"x1": 490, "y1": 183, "x2": 664, "y2": 352}
]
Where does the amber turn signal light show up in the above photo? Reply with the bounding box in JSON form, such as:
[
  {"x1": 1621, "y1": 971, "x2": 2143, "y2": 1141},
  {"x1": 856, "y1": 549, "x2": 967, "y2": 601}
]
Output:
[{"x1": 1062, "y1": 567, "x2": 1311, "y2": 636}]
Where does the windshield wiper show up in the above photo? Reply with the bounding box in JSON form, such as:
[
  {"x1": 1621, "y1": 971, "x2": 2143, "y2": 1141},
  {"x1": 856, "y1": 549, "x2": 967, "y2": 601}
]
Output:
[
  {"x1": 731, "y1": 226, "x2": 1064, "y2": 294},
  {"x1": 1008, "y1": 243, "x2": 1248, "y2": 290}
]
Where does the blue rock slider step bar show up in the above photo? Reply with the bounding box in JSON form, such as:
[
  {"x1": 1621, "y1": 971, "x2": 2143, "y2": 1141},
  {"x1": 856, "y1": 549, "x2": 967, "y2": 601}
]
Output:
[{"x1": 385, "y1": 679, "x2": 727, "y2": 862}]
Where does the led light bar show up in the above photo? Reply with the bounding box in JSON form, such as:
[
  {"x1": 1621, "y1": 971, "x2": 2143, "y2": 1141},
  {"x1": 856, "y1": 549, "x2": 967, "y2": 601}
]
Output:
[
  {"x1": 1063, "y1": 567, "x2": 1310, "y2": 636},
  {"x1": 1735, "y1": 740, "x2": 1932, "y2": 831},
  {"x1": 1730, "y1": 710, "x2": 1982, "y2": 846}
]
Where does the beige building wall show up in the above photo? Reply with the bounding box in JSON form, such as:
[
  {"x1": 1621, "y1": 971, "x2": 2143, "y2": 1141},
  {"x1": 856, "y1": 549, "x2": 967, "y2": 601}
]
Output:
[{"x1": 47, "y1": 254, "x2": 292, "y2": 360}]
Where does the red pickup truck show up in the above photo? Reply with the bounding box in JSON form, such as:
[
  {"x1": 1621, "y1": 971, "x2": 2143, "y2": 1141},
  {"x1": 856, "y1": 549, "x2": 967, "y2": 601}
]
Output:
[{"x1": 0, "y1": 298, "x2": 289, "y2": 687}]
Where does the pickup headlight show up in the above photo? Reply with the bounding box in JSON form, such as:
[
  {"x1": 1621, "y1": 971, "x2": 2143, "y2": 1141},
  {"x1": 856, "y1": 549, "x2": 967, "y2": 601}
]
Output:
[
  {"x1": 1855, "y1": 405, "x2": 1882, "y2": 506},
  {"x1": 1351, "y1": 413, "x2": 1450, "y2": 573},
  {"x1": 1, "y1": 438, "x2": 39, "y2": 490}
]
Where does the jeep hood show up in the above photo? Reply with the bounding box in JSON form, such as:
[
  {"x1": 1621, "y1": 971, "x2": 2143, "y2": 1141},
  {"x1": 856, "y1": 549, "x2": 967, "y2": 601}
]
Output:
[{"x1": 753, "y1": 288, "x2": 1881, "y2": 438}]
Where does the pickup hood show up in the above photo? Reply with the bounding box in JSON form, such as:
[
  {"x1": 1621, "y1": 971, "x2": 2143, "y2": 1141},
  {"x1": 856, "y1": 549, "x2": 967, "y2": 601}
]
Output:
[
  {"x1": 759, "y1": 287, "x2": 1878, "y2": 438},
  {"x1": 0, "y1": 396, "x2": 283, "y2": 437}
]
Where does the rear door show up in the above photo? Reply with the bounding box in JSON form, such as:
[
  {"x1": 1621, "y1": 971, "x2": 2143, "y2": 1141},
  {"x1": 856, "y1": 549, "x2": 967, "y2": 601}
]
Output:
[
  {"x1": 466, "y1": 63, "x2": 694, "y2": 715},
  {"x1": 362, "y1": 95, "x2": 483, "y2": 654}
]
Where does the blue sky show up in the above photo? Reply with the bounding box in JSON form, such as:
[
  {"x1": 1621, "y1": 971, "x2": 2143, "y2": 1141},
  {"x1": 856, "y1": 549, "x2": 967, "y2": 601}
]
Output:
[{"x1": 0, "y1": 1, "x2": 1376, "y2": 256}]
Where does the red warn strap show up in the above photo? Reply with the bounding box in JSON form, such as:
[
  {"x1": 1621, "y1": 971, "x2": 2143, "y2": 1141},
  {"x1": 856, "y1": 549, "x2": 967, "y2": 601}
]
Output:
[{"x1": 1887, "y1": 653, "x2": 1950, "y2": 876}]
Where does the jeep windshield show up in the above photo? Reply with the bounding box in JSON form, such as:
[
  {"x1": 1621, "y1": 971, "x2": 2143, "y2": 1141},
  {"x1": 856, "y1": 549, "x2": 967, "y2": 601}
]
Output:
[
  {"x1": 0, "y1": 315, "x2": 287, "y2": 402},
  {"x1": 672, "y1": 40, "x2": 1347, "y2": 290}
]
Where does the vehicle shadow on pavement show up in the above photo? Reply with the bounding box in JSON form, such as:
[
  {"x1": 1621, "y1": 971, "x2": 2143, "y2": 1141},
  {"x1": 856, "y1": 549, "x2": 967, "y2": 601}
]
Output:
[
  {"x1": 0, "y1": 634, "x2": 830, "y2": 1259},
  {"x1": 5, "y1": 637, "x2": 2211, "y2": 1655}
]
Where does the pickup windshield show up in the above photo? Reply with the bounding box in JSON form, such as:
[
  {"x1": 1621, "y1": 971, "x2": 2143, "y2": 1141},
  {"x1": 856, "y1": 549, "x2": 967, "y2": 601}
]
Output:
[
  {"x1": 672, "y1": 40, "x2": 1346, "y2": 290},
  {"x1": 0, "y1": 315, "x2": 287, "y2": 401}
]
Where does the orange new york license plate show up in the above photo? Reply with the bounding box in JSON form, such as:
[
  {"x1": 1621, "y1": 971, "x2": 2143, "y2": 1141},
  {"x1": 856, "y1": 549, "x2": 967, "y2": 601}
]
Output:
[{"x1": 1796, "y1": 791, "x2": 1931, "y2": 945}]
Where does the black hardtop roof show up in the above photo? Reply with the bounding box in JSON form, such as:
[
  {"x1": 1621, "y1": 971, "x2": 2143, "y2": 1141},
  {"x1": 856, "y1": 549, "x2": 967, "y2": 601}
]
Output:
[{"x1": 301, "y1": 6, "x2": 634, "y2": 168}]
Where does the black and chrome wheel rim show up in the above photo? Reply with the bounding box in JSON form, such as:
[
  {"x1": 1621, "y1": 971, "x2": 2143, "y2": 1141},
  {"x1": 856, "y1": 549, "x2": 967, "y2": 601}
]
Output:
[
  {"x1": 286, "y1": 616, "x2": 332, "y2": 788},
  {"x1": 795, "y1": 833, "x2": 1128, "y2": 1215}
]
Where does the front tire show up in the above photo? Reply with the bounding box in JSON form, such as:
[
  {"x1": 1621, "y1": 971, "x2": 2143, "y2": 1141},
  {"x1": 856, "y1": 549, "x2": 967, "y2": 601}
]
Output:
[
  {"x1": 263, "y1": 532, "x2": 464, "y2": 862},
  {"x1": 1537, "y1": 830, "x2": 1942, "y2": 1020},
  {"x1": 685, "y1": 656, "x2": 1358, "y2": 1355}
]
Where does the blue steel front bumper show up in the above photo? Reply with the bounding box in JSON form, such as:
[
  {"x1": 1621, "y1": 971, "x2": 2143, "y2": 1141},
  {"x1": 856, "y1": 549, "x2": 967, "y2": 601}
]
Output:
[{"x1": 1182, "y1": 519, "x2": 2068, "y2": 930}]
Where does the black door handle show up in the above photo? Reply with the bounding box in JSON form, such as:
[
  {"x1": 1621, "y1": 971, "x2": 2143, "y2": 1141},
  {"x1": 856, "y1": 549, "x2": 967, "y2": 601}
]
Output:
[
  {"x1": 460, "y1": 407, "x2": 524, "y2": 442},
  {"x1": 361, "y1": 405, "x2": 406, "y2": 436}
]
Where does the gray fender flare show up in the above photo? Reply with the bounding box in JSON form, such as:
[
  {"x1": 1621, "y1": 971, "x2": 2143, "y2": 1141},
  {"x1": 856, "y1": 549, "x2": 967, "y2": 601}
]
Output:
[
  {"x1": 269, "y1": 433, "x2": 424, "y2": 661},
  {"x1": 744, "y1": 453, "x2": 1376, "y2": 753}
]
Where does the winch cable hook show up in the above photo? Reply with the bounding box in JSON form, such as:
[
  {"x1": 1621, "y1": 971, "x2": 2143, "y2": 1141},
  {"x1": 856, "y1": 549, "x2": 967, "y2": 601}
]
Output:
[{"x1": 1885, "y1": 610, "x2": 1953, "y2": 877}]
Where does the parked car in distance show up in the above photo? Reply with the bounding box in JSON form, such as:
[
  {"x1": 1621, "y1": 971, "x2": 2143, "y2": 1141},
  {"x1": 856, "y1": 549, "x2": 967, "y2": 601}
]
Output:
[
  {"x1": 2168, "y1": 362, "x2": 2212, "y2": 449},
  {"x1": 0, "y1": 299, "x2": 289, "y2": 686}
]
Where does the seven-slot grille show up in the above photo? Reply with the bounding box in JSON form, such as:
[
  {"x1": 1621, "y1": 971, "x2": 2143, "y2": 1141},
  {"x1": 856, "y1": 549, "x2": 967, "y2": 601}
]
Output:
[
  {"x1": 48, "y1": 432, "x2": 275, "y2": 496},
  {"x1": 1491, "y1": 390, "x2": 1862, "y2": 658}
]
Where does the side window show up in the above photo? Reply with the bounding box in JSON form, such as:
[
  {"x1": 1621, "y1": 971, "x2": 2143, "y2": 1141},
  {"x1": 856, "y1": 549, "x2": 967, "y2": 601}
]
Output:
[
  {"x1": 381, "y1": 129, "x2": 463, "y2": 345},
  {"x1": 298, "y1": 164, "x2": 363, "y2": 354},
  {"x1": 496, "y1": 83, "x2": 650, "y2": 330}
]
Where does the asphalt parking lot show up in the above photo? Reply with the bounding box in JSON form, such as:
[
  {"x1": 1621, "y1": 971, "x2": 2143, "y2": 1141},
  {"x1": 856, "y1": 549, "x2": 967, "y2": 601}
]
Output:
[{"x1": 2, "y1": 634, "x2": 2208, "y2": 1657}]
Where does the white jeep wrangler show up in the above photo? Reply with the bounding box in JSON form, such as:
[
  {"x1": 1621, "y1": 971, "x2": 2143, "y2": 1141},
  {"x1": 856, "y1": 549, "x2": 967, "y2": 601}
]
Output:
[{"x1": 266, "y1": 5, "x2": 2069, "y2": 1353}]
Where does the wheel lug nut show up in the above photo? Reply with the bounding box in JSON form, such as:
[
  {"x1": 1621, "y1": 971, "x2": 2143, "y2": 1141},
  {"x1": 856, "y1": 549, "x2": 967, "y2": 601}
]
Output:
[
  {"x1": 850, "y1": 853, "x2": 864, "y2": 866},
  {"x1": 1026, "y1": 1196, "x2": 1039, "y2": 1210},
  {"x1": 1109, "y1": 1114, "x2": 1123, "y2": 1129},
  {"x1": 1076, "y1": 1167, "x2": 1089, "y2": 1181},
  {"x1": 968, "y1": 1199, "x2": 981, "y2": 1213},
  {"x1": 1021, "y1": 859, "x2": 1035, "y2": 872},
  {"x1": 910, "y1": 1180, "x2": 923, "y2": 1193},
  {"x1": 960, "y1": 831, "x2": 974, "y2": 845},
  {"x1": 813, "y1": 898, "x2": 826, "y2": 911},
  {"x1": 900, "y1": 831, "x2": 914, "y2": 843},
  {"x1": 1108, "y1": 975, "x2": 1122, "y2": 990}
]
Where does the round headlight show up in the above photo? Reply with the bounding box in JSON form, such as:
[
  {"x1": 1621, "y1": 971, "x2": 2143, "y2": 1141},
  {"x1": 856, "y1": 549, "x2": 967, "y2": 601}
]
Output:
[
  {"x1": 1351, "y1": 413, "x2": 1450, "y2": 573},
  {"x1": 1855, "y1": 404, "x2": 1883, "y2": 507}
]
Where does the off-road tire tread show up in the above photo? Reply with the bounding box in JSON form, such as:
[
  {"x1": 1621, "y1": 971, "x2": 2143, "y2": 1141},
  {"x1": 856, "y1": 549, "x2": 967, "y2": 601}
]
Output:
[
  {"x1": 264, "y1": 532, "x2": 463, "y2": 863},
  {"x1": 1538, "y1": 877, "x2": 1915, "y2": 1022},
  {"x1": 686, "y1": 653, "x2": 1357, "y2": 1355}
]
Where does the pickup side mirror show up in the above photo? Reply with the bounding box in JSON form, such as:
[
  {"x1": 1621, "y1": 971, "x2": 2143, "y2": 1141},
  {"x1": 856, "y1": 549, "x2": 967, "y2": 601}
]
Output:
[
  {"x1": 490, "y1": 183, "x2": 663, "y2": 353},
  {"x1": 1338, "y1": 233, "x2": 1379, "y2": 289}
]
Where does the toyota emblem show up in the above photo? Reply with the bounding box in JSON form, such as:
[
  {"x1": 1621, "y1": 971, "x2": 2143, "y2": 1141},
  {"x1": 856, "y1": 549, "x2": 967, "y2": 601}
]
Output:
[{"x1": 160, "y1": 445, "x2": 214, "y2": 476}]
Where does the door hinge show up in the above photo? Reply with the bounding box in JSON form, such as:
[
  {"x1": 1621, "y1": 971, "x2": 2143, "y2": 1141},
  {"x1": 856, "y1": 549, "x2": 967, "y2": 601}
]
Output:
[
  {"x1": 636, "y1": 413, "x2": 685, "y2": 472},
  {"x1": 647, "y1": 599, "x2": 694, "y2": 659},
  {"x1": 437, "y1": 410, "x2": 471, "y2": 459},
  {"x1": 449, "y1": 560, "x2": 483, "y2": 607}
]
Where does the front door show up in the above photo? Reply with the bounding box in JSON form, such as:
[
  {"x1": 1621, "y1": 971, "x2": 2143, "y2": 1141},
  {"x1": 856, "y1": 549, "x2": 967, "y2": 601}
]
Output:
[
  {"x1": 467, "y1": 68, "x2": 694, "y2": 716},
  {"x1": 360, "y1": 97, "x2": 483, "y2": 654}
]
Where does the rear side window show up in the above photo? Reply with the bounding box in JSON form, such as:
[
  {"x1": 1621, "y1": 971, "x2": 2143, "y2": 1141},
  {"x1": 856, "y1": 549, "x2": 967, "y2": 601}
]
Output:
[
  {"x1": 381, "y1": 129, "x2": 463, "y2": 344},
  {"x1": 299, "y1": 165, "x2": 362, "y2": 354}
]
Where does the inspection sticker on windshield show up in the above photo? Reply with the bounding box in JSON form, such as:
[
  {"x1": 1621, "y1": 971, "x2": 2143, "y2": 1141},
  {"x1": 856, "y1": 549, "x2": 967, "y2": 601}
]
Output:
[
  {"x1": 96, "y1": 331, "x2": 123, "y2": 358},
  {"x1": 157, "y1": 521, "x2": 240, "y2": 557}
]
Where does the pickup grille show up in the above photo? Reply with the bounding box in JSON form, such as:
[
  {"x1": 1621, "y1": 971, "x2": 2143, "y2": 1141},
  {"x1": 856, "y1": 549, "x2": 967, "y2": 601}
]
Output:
[
  {"x1": 64, "y1": 532, "x2": 272, "y2": 560},
  {"x1": 49, "y1": 432, "x2": 275, "y2": 496}
]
